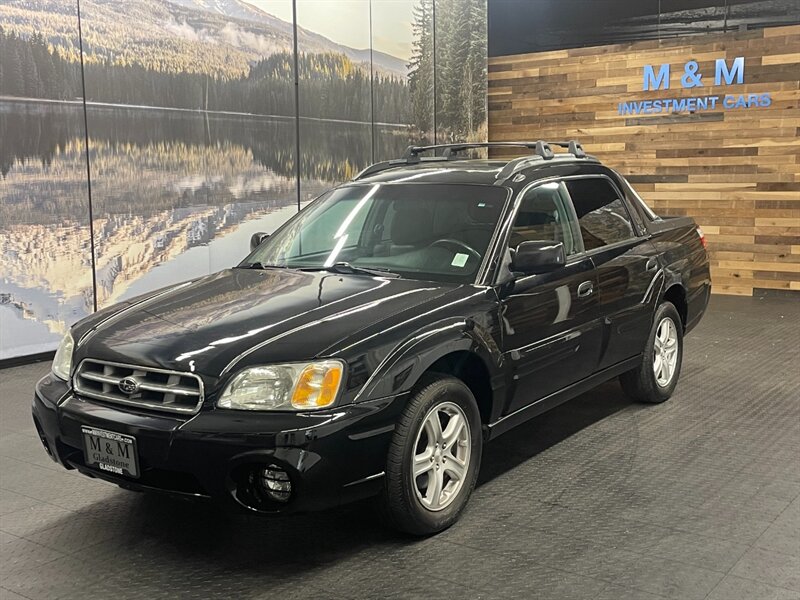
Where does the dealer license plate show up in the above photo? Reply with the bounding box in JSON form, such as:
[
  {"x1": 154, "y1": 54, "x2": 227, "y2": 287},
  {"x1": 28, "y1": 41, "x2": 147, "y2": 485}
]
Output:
[{"x1": 81, "y1": 426, "x2": 139, "y2": 478}]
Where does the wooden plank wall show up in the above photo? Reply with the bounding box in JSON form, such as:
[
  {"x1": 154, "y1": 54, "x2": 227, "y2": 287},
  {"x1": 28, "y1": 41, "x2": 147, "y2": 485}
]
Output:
[{"x1": 488, "y1": 25, "x2": 800, "y2": 296}]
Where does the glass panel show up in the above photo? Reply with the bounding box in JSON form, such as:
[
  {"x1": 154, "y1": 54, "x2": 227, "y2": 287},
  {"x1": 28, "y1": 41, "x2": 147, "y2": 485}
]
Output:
[
  {"x1": 84, "y1": 106, "x2": 211, "y2": 307},
  {"x1": 435, "y1": 0, "x2": 488, "y2": 144},
  {"x1": 204, "y1": 0, "x2": 299, "y2": 274},
  {"x1": 78, "y1": 0, "x2": 298, "y2": 307},
  {"x1": 0, "y1": 1, "x2": 93, "y2": 359},
  {"x1": 297, "y1": 0, "x2": 373, "y2": 202},
  {"x1": 371, "y1": 0, "x2": 434, "y2": 160},
  {"x1": 565, "y1": 179, "x2": 636, "y2": 250}
]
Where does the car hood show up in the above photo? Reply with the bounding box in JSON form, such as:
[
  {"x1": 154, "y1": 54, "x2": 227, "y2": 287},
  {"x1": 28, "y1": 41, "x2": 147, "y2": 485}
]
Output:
[{"x1": 72, "y1": 268, "x2": 457, "y2": 377}]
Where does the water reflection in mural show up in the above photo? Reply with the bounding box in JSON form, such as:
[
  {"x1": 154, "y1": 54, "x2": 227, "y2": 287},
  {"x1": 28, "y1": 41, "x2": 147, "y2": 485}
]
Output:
[
  {"x1": 0, "y1": 0, "x2": 92, "y2": 360},
  {"x1": 0, "y1": 99, "x2": 412, "y2": 358},
  {"x1": 0, "y1": 0, "x2": 487, "y2": 360}
]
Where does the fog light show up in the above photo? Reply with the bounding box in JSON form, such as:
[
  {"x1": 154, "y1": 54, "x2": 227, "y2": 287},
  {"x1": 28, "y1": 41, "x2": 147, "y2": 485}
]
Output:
[{"x1": 260, "y1": 465, "x2": 292, "y2": 502}]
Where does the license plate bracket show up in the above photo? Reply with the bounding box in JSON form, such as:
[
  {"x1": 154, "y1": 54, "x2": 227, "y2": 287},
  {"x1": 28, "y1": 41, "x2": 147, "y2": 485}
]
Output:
[{"x1": 81, "y1": 426, "x2": 139, "y2": 478}]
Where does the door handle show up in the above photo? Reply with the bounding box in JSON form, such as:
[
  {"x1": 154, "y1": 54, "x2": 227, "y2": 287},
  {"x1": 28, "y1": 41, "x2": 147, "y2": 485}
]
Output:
[
  {"x1": 577, "y1": 281, "x2": 594, "y2": 298},
  {"x1": 646, "y1": 258, "x2": 659, "y2": 272}
]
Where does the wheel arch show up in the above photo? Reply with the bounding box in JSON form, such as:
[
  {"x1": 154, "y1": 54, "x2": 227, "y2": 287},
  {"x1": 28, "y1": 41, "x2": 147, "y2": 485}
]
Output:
[
  {"x1": 353, "y1": 318, "x2": 505, "y2": 425},
  {"x1": 424, "y1": 351, "x2": 494, "y2": 426},
  {"x1": 662, "y1": 283, "x2": 688, "y2": 329}
]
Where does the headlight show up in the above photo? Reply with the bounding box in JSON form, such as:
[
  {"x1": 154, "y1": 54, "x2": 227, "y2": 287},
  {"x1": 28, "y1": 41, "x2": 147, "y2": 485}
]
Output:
[
  {"x1": 217, "y1": 360, "x2": 344, "y2": 411},
  {"x1": 52, "y1": 332, "x2": 75, "y2": 381}
]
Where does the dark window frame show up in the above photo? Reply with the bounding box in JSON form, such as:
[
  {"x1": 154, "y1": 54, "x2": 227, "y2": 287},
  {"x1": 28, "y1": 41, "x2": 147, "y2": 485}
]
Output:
[
  {"x1": 487, "y1": 173, "x2": 647, "y2": 286},
  {"x1": 508, "y1": 180, "x2": 585, "y2": 256},
  {"x1": 563, "y1": 175, "x2": 642, "y2": 249}
]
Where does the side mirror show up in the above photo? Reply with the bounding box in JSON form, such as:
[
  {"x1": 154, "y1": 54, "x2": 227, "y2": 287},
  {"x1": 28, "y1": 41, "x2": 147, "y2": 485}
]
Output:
[
  {"x1": 511, "y1": 241, "x2": 566, "y2": 274},
  {"x1": 250, "y1": 232, "x2": 269, "y2": 252}
]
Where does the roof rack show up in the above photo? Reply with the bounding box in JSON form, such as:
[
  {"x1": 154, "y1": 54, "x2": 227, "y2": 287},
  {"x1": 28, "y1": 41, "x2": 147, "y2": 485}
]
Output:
[
  {"x1": 403, "y1": 140, "x2": 586, "y2": 160},
  {"x1": 353, "y1": 139, "x2": 587, "y2": 180},
  {"x1": 403, "y1": 141, "x2": 551, "y2": 160}
]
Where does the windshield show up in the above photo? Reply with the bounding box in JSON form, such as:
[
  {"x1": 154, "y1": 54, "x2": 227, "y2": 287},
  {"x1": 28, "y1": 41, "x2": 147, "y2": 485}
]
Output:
[{"x1": 243, "y1": 183, "x2": 509, "y2": 283}]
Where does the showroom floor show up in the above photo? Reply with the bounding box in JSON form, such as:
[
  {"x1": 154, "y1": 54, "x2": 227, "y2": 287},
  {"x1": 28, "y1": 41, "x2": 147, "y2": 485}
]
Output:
[{"x1": 1, "y1": 295, "x2": 798, "y2": 600}]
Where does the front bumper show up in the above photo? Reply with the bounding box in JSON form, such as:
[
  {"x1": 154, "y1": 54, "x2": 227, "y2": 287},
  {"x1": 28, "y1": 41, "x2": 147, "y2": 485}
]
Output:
[{"x1": 32, "y1": 374, "x2": 405, "y2": 513}]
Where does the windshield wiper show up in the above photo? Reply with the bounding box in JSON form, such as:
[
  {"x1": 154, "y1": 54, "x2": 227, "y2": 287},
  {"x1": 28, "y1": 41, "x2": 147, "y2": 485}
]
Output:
[
  {"x1": 235, "y1": 262, "x2": 289, "y2": 270},
  {"x1": 303, "y1": 262, "x2": 400, "y2": 278}
]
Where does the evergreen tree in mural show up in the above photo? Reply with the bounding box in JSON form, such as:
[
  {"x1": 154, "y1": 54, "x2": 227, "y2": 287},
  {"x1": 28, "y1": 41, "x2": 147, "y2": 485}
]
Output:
[
  {"x1": 408, "y1": 0, "x2": 487, "y2": 140},
  {"x1": 0, "y1": 28, "x2": 80, "y2": 99},
  {"x1": 408, "y1": 0, "x2": 435, "y2": 136},
  {"x1": 437, "y1": 0, "x2": 487, "y2": 140},
  {"x1": 0, "y1": 27, "x2": 412, "y2": 124},
  {"x1": 2, "y1": 1, "x2": 486, "y2": 137}
]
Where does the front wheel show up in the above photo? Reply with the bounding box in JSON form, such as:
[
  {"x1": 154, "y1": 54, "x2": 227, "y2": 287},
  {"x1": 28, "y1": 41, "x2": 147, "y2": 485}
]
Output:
[
  {"x1": 619, "y1": 301, "x2": 683, "y2": 403},
  {"x1": 379, "y1": 374, "x2": 482, "y2": 535}
]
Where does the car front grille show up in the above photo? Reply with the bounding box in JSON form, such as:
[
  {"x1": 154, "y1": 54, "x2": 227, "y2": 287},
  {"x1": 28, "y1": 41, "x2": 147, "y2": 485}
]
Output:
[{"x1": 73, "y1": 359, "x2": 204, "y2": 415}]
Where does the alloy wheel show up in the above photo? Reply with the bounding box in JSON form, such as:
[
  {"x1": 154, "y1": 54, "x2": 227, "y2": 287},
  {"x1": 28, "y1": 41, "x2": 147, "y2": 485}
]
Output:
[
  {"x1": 411, "y1": 401, "x2": 471, "y2": 512},
  {"x1": 653, "y1": 316, "x2": 679, "y2": 387}
]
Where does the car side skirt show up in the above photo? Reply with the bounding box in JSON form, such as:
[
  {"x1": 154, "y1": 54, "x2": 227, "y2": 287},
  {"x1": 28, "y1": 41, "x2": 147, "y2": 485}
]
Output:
[{"x1": 485, "y1": 355, "x2": 641, "y2": 440}]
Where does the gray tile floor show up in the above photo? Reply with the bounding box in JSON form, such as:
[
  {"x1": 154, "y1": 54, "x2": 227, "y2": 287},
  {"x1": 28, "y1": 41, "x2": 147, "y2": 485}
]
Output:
[{"x1": 1, "y1": 295, "x2": 798, "y2": 600}]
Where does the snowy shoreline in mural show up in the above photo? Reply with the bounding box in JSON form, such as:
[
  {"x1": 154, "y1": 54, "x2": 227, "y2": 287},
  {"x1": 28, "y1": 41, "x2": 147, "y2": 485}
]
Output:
[
  {"x1": 0, "y1": 101, "x2": 409, "y2": 358},
  {"x1": 0, "y1": 0, "x2": 487, "y2": 359}
]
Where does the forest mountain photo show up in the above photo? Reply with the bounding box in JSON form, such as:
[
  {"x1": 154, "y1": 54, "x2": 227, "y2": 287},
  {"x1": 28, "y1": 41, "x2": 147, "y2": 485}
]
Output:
[{"x1": 0, "y1": 0, "x2": 488, "y2": 360}]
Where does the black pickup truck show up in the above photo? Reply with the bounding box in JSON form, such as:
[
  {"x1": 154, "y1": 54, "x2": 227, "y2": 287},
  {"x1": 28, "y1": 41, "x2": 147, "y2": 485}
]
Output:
[{"x1": 33, "y1": 141, "x2": 711, "y2": 535}]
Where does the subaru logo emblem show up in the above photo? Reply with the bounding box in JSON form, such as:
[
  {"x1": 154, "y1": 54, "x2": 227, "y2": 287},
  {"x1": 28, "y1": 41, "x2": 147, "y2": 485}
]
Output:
[{"x1": 118, "y1": 377, "x2": 139, "y2": 395}]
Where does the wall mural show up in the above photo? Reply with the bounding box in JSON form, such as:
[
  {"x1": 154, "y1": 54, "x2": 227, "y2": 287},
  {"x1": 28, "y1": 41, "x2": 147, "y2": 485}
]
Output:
[{"x1": 0, "y1": 0, "x2": 488, "y2": 360}]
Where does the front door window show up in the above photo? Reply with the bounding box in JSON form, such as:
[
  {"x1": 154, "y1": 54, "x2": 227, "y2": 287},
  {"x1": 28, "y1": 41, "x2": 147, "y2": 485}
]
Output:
[{"x1": 509, "y1": 181, "x2": 582, "y2": 256}]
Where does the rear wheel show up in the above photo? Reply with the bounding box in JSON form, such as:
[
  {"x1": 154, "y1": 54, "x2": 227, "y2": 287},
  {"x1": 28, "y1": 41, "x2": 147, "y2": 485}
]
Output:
[
  {"x1": 379, "y1": 374, "x2": 482, "y2": 535},
  {"x1": 619, "y1": 301, "x2": 683, "y2": 403}
]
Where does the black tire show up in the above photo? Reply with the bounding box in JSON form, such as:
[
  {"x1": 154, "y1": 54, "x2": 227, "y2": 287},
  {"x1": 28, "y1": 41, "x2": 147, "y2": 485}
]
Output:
[
  {"x1": 379, "y1": 373, "x2": 482, "y2": 536},
  {"x1": 619, "y1": 301, "x2": 684, "y2": 404}
]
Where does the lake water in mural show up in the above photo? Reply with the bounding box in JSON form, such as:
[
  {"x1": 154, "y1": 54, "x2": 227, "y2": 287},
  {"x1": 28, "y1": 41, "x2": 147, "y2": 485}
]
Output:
[
  {"x1": 0, "y1": 0, "x2": 487, "y2": 360},
  {"x1": 0, "y1": 99, "x2": 409, "y2": 358}
]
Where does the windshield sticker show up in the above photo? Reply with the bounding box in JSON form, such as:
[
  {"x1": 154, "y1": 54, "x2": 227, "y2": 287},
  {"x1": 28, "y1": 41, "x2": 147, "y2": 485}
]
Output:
[{"x1": 451, "y1": 253, "x2": 469, "y2": 268}]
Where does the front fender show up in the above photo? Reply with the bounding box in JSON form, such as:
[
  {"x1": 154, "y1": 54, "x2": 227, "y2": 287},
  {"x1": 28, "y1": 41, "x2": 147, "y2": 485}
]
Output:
[{"x1": 353, "y1": 317, "x2": 504, "y2": 405}]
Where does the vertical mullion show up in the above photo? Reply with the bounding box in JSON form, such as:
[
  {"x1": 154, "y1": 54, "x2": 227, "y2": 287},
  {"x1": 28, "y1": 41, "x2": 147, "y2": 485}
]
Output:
[
  {"x1": 432, "y1": 0, "x2": 437, "y2": 145},
  {"x1": 76, "y1": 0, "x2": 98, "y2": 313},
  {"x1": 369, "y1": 0, "x2": 376, "y2": 162},
  {"x1": 292, "y1": 0, "x2": 301, "y2": 211}
]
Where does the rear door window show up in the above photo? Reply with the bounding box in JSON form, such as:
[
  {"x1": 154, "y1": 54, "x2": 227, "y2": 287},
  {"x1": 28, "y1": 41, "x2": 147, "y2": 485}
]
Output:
[{"x1": 565, "y1": 178, "x2": 637, "y2": 251}]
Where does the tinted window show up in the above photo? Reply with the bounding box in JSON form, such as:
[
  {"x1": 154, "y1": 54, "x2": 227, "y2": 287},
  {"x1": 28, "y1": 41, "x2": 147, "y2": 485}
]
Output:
[
  {"x1": 565, "y1": 178, "x2": 636, "y2": 250},
  {"x1": 298, "y1": 196, "x2": 369, "y2": 255},
  {"x1": 510, "y1": 181, "x2": 581, "y2": 255},
  {"x1": 245, "y1": 183, "x2": 508, "y2": 284}
]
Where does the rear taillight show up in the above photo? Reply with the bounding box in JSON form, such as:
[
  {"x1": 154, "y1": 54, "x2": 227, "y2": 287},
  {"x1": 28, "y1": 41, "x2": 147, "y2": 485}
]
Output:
[{"x1": 696, "y1": 226, "x2": 708, "y2": 249}]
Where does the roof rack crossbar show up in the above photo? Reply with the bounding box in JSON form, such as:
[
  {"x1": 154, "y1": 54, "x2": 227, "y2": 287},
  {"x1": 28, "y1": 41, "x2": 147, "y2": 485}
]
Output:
[
  {"x1": 403, "y1": 141, "x2": 550, "y2": 160},
  {"x1": 404, "y1": 140, "x2": 586, "y2": 160}
]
